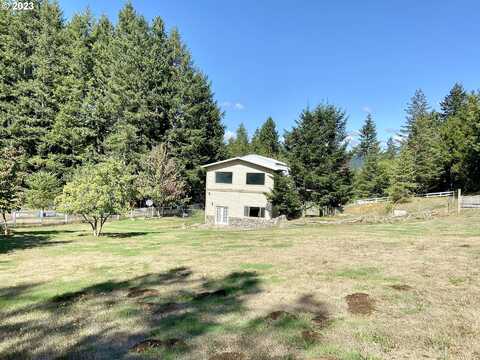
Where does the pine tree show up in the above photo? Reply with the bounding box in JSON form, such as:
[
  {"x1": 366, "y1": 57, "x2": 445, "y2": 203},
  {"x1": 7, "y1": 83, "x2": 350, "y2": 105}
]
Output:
[
  {"x1": 440, "y1": 83, "x2": 468, "y2": 120},
  {"x1": 285, "y1": 104, "x2": 352, "y2": 208},
  {"x1": 251, "y1": 117, "x2": 280, "y2": 157},
  {"x1": 81, "y1": 15, "x2": 115, "y2": 157},
  {"x1": 163, "y1": 29, "x2": 225, "y2": 202},
  {"x1": 384, "y1": 137, "x2": 398, "y2": 159},
  {"x1": 409, "y1": 114, "x2": 443, "y2": 192},
  {"x1": 356, "y1": 113, "x2": 380, "y2": 159},
  {"x1": 0, "y1": 147, "x2": 24, "y2": 235},
  {"x1": 226, "y1": 123, "x2": 250, "y2": 156},
  {"x1": 353, "y1": 114, "x2": 387, "y2": 197},
  {"x1": 43, "y1": 11, "x2": 95, "y2": 174},
  {"x1": 401, "y1": 89, "x2": 430, "y2": 142},
  {"x1": 387, "y1": 146, "x2": 417, "y2": 203},
  {"x1": 266, "y1": 173, "x2": 302, "y2": 219}
]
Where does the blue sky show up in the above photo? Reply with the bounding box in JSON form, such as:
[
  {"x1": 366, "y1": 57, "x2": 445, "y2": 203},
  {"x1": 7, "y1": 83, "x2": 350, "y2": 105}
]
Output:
[{"x1": 59, "y1": 0, "x2": 480, "y2": 146}]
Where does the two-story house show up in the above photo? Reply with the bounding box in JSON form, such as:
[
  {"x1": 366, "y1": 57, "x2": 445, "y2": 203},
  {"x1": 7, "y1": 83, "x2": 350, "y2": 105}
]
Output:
[{"x1": 202, "y1": 154, "x2": 289, "y2": 226}]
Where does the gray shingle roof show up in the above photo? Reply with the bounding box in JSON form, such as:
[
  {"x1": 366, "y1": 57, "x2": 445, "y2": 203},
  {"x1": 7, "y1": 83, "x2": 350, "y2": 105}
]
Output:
[{"x1": 202, "y1": 154, "x2": 289, "y2": 173}]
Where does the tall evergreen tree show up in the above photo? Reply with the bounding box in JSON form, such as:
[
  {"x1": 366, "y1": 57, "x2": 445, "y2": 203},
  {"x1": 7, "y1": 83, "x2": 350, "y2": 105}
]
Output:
[
  {"x1": 440, "y1": 83, "x2": 468, "y2": 120},
  {"x1": 401, "y1": 89, "x2": 429, "y2": 142},
  {"x1": 356, "y1": 113, "x2": 380, "y2": 159},
  {"x1": 353, "y1": 114, "x2": 388, "y2": 197},
  {"x1": 384, "y1": 137, "x2": 398, "y2": 160},
  {"x1": 285, "y1": 104, "x2": 352, "y2": 208},
  {"x1": 227, "y1": 123, "x2": 250, "y2": 157},
  {"x1": 387, "y1": 146, "x2": 417, "y2": 202},
  {"x1": 251, "y1": 117, "x2": 280, "y2": 157},
  {"x1": 163, "y1": 29, "x2": 225, "y2": 202},
  {"x1": 43, "y1": 11, "x2": 95, "y2": 174},
  {"x1": 81, "y1": 15, "x2": 115, "y2": 157}
]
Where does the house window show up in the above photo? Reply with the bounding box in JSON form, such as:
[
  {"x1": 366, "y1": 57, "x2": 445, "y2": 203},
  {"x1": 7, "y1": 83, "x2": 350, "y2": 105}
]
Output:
[
  {"x1": 246, "y1": 172, "x2": 265, "y2": 185},
  {"x1": 244, "y1": 206, "x2": 266, "y2": 218},
  {"x1": 215, "y1": 172, "x2": 232, "y2": 184}
]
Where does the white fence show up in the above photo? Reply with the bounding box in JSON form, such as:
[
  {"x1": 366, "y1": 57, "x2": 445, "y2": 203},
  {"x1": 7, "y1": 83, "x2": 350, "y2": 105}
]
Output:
[
  {"x1": 353, "y1": 191, "x2": 455, "y2": 205},
  {"x1": 460, "y1": 195, "x2": 480, "y2": 209},
  {"x1": 4, "y1": 205, "x2": 201, "y2": 228}
]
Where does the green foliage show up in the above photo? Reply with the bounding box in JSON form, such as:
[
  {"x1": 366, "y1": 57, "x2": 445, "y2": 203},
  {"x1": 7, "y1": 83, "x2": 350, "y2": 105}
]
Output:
[
  {"x1": 251, "y1": 117, "x2": 280, "y2": 157},
  {"x1": 226, "y1": 123, "x2": 250, "y2": 157},
  {"x1": 285, "y1": 104, "x2": 353, "y2": 208},
  {"x1": 353, "y1": 114, "x2": 388, "y2": 198},
  {"x1": 0, "y1": 147, "x2": 24, "y2": 235},
  {"x1": 400, "y1": 89, "x2": 430, "y2": 143},
  {"x1": 136, "y1": 144, "x2": 187, "y2": 208},
  {"x1": 1, "y1": 2, "x2": 224, "y2": 203},
  {"x1": 356, "y1": 113, "x2": 380, "y2": 159},
  {"x1": 266, "y1": 173, "x2": 302, "y2": 219},
  {"x1": 56, "y1": 160, "x2": 135, "y2": 236},
  {"x1": 387, "y1": 147, "x2": 417, "y2": 203},
  {"x1": 384, "y1": 137, "x2": 398, "y2": 160},
  {"x1": 25, "y1": 171, "x2": 61, "y2": 211}
]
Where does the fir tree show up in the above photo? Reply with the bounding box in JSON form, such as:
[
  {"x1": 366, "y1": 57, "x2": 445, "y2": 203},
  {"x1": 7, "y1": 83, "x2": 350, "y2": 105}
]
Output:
[
  {"x1": 401, "y1": 89, "x2": 429, "y2": 142},
  {"x1": 251, "y1": 117, "x2": 280, "y2": 157},
  {"x1": 43, "y1": 11, "x2": 95, "y2": 173},
  {"x1": 385, "y1": 137, "x2": 398, "y2": 159},
  {"x1": 285, "y1": 104, "x2": 352, "y2": 208},
  {"x1": 356, "y1": 113, "x2": 380, "y2": 159},
  {"x1": 387, "y1": 147, "x2": 417, "y2": 202},
  {"x1": 227, "y1": 123, "x2": 250, "y2": 156},
  {"x1": 266, "y1": 173, "x2": 302, "y2": 219},
  {"x1": 440, "y1": 83, "x2": 468, "y2": 120}
]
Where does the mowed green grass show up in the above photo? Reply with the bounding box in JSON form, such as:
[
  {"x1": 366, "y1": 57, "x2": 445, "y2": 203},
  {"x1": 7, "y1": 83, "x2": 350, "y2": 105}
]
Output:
[{"x1": 1, "y1": 210, "x2": 480, "y2": 359}]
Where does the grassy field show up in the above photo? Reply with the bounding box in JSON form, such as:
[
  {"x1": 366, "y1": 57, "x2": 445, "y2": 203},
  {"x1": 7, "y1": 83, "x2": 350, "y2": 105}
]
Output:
[{"x1": 1, "y1": 210, "x2": 480, "y2": 360}]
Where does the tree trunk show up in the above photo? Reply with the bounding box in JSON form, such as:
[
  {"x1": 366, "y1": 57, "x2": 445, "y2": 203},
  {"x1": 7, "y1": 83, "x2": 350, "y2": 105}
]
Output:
[{"x1": 1, "y1": 212, "x2": 10, "y2": 236}]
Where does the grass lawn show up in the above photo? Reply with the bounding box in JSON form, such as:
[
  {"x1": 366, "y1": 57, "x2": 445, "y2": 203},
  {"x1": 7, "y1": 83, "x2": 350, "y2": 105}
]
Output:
[{"x1": 1, "y1": 210, "x2": 480, "y2": 360}]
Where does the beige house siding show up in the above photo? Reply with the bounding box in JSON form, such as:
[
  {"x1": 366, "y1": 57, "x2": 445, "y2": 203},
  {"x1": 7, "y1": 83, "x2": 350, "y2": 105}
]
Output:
[{"x1": 205, "y1": 159, "x2": 275, "y2": 224}]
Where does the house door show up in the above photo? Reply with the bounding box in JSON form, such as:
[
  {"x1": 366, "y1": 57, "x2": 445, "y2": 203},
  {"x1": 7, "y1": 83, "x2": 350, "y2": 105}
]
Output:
[{"x1": 216, "y1": 206, "x2": 228, "y2": 225}]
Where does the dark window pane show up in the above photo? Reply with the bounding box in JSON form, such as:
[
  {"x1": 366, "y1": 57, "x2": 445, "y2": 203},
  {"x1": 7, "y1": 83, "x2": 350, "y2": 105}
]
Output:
[
  {"x1": 260, "y1": 208, "x2": 265, "y2": 218},
  {"x1": 246, "y1": 172, "x2": 265, "y2": 185},
  {"x1": 215, "y1": 172, "x2": 232, "y2": 184},
  {"x1": 249, "y1": 207, "x2": 260, "y2": 217}
]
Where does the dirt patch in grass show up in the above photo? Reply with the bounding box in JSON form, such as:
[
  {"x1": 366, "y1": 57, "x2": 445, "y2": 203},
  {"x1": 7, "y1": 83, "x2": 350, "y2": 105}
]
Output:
[
  {"x1": 301, "y1": 330, "x2": 321, "y2": 343},
  {"x1": 153, "y1": 301, "x2": 186, "y2": 315},
  {"x1": 194, "y1": 288, "x2": 228, "y2": 300},
  {"x1": 345, "y1": 293, "x2": 375, "y2": 315},
  {"x1": 265, "y1": 310, "x2": 297, "y2": 321},
  {"x1": 312, "y1": 313, "x2": 330, "y2": 328},
  {"x1": 127, "y1": 288, "x2": 159, "y2": 298},
  {"x1": 130, "y1": 338, "x2": 186, "y2": 352},
  {"x1": 208, "y1": 352, "x2": 246, "y2": 360},
  {"x1": 389, "y1": 284, "x2": 413, "y2": 291}
]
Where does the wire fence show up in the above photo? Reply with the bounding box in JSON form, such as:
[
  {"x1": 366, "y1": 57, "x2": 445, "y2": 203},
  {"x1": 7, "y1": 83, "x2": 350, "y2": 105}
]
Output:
[{"x1": 3, "y1": 205, "x2": 203, "y2": 228}]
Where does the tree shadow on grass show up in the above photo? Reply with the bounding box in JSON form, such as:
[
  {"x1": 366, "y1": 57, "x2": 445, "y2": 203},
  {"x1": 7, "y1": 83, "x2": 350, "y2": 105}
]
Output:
[
  {"x1": 0, "y1": 230, "x2": 74, "y2": 254},
  {"x1": 0, "y1": 267, "x2": 262, "y2": 359}
]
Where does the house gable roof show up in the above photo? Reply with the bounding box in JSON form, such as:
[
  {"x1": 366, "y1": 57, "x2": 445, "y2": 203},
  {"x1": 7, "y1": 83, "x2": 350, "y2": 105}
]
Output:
[{"x1": 202, "y1": 154, "x2": 289, "y2": 172}]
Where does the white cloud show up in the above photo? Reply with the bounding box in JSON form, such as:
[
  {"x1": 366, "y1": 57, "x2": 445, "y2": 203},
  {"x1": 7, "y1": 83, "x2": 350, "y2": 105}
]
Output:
[
  {"x1": 362, "y1": 106, "x2": 372, "y2": 113},
  {"x1": 224, "y1": 130, "x2": 235, "y2": 142},
  {"x1": 221, "y1": 101, "x2": 245, "y2": 111}
]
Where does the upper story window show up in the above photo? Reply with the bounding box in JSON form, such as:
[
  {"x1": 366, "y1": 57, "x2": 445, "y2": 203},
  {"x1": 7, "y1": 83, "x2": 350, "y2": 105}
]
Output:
[
  {"x1": 246, "y1": 172, "x2": 265, "y2": 185},
  {"x1": 215, "y1": 171, "x2": 232, "y2": 184}
]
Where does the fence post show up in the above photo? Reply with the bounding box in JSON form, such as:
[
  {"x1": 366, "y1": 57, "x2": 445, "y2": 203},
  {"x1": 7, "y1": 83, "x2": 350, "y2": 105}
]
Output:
[
  {"x1": 65, "y1": 213, "x2": 68, "y2": 224},
  {"x1": 457, "y1": 189, "x2": 462, "y2": 214}
]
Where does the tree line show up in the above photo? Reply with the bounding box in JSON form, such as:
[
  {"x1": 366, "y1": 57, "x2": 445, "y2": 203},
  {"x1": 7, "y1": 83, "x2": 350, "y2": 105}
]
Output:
[
  {"x1": 229, "y1": 85, "x2": 480, "y2": 218},
  {"x1": 0, "y1": 1, "x2": 225, "y2": 204},
  {"x1": 1, "y1": 2, "x2": 479, "y2": 231}
]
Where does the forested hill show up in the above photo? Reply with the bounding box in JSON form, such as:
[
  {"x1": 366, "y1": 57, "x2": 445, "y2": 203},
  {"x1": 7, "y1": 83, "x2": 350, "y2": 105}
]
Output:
[{"x1": 0, "y1": 1, "x2": 225, "y2": 202}]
